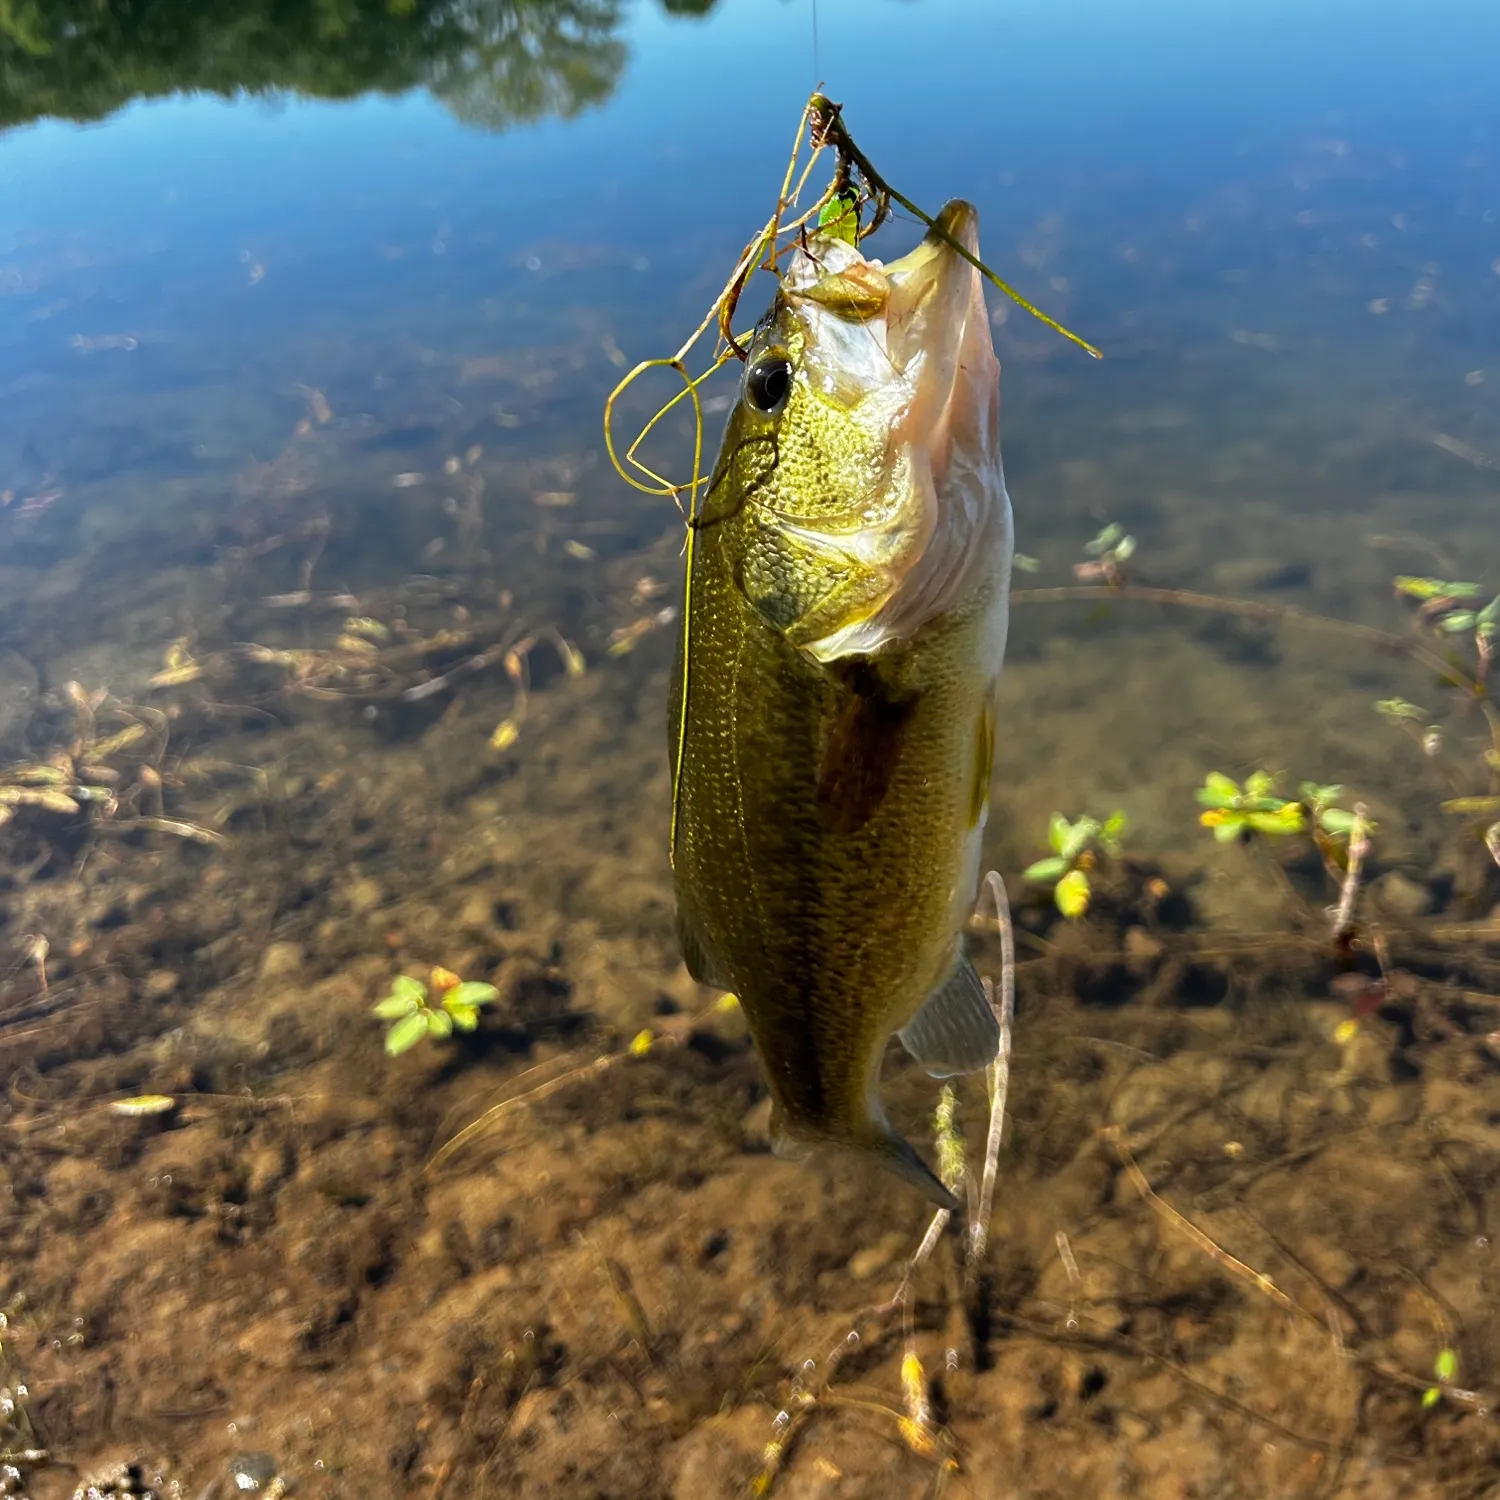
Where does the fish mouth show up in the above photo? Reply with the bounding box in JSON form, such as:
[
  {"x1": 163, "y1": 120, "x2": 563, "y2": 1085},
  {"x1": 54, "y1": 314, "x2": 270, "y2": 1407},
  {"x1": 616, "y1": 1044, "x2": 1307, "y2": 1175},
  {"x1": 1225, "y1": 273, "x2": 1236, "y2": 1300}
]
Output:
[
  {"x1": 882, "y1": 201, "x2": 1000, "y2": 491},
  {"x1": 772, "y1": 199, "x2": 1009, "y2": 659}
]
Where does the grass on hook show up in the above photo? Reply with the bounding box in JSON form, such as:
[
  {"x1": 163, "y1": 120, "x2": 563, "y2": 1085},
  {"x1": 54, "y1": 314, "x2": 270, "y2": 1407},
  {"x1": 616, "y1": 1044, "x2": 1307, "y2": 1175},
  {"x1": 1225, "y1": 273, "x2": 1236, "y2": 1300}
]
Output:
[{"x1": 602, "y1": 88, "x2": 1100, "y2": 514}]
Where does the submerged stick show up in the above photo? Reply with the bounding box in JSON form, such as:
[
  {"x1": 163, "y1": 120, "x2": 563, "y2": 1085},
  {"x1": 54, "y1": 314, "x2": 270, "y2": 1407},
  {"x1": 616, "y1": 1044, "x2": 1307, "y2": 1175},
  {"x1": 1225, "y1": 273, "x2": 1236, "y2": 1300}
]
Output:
[
  {"x1": 968, "y1": 871, "x2": 1015, "y2": 1280},
  {"x1": 1329, "y1": 803, "x2": 1371, "y2": 939}
]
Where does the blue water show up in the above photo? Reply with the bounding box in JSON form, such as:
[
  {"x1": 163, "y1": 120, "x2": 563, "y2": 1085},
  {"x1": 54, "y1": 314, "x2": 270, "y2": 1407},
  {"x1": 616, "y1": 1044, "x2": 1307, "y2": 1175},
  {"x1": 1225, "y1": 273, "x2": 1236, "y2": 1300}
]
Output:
[{"x1": 3, "y1": 3, "x2": 1499, "y2": 1495}]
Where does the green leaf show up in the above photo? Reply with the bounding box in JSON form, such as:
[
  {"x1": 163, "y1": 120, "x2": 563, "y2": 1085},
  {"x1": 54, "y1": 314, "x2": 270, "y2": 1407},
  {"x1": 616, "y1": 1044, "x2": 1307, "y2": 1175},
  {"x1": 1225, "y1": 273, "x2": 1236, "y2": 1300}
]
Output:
[
  {"x1": 1421, "y1": 1386, "x2": 1441, "y2": 1409},
  {"x1": 1478, "y1": 594, "x2": 1500, "y2": 626},
  {"x1": 1059, "y1": 816, "x2": 1098, "y2": 864},
  {"x1": 372, "y1": 994, "x2": 420, "y2": 1020},
  {"x1": 425, "y1": 1008, "x2": 454, "y2": 1040},
  {"x1": 1048, "y1": 812, "x2": 1071, "y2": 854},
  {"x1": 1197, "y1": 772, "x2": 1240, "y2": 809},
  {"x1": 1319, "y1": 808, "x2": 1358, "y2": 835},
  {"x1": 1394, "y1": 576, "x2": 1479, "y2": 600},
  {"x1": 1299, "y1": 782, "x2": 1341, "y2": 809},
  {"x1": 385, "y1": 1012, "x2": 429, "y2": 1056},
  {"x1": 1441, "y1": 795, "x2": 1500, "y2": 815},
  {"x1": 1055, "y1": 869, "x2": 1091, "y2": 919},
  {"x1": 1375, "y1": 698, "x2": 1425, "y2": 720},
  {"x1": 816, "y1": 188, "x2": 861, "y2": 247},
  {"x1": 1212, "y1": 819, "x2": 1244, "y2": 843},
  {"x1": 1097, "y1": 812, "x2": 1125, "y2": 856},
  {"x1": 1023, "y1": 856, "x2": 1069, "y2": 883},
  {"x1": 1012, "y1": 553, "x2": 1041, "y2": 573},
  {"x1": 1244, "y1": 770, "x2": 1278, "y2": 801},
  {"x1": 446, "y1": 981, "x2": 498, "y2": 1009},
  {"x1": 390, "y1": 974, "x2": 427, "y2": 1004},
  {"x1": 448, "y1": 1004, "x2": 480, "y2": 1032},
  {"x1": 1084, "y1": 523, "x2": 1121, "y2": 556},
  {"x1": 1434, "y1": 1348, "x2": 1458, "y2": 1382},
  {"x1": 1248, "y1": 805, "x2": 1305, "y2": 836},
  {"x1": 1439, "y1": 610, "x2": 1476, "y2": 632},
  {"x1": 1113, "y1": 534, "x2": 1136, "y2": 562}
]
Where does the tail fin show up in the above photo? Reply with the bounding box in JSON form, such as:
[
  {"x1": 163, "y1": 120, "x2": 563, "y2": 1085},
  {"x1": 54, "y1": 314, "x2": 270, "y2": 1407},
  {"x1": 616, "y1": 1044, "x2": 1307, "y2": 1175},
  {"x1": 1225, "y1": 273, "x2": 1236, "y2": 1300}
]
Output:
[
  {"x1": 772, "y1": 1099, "x2": 959, "y2": 1211},
  {"x1": 857, "y1": 1113, "x2": 959, "y2": 1212}
]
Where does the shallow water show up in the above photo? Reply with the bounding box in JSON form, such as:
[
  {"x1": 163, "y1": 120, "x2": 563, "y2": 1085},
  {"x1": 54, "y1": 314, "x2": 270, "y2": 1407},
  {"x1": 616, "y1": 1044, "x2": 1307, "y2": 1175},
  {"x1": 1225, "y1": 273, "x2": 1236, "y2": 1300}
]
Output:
[{"x1": 2, "y1": 2, "x2": 1499, "y2": 1496}]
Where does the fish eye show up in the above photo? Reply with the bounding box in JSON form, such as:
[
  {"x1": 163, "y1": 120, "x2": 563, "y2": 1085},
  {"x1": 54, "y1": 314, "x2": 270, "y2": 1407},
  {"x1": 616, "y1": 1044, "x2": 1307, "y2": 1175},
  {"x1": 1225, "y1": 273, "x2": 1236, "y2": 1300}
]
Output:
[{"x1": 744, "y1": 350, "x2": 793, "y2": 415}]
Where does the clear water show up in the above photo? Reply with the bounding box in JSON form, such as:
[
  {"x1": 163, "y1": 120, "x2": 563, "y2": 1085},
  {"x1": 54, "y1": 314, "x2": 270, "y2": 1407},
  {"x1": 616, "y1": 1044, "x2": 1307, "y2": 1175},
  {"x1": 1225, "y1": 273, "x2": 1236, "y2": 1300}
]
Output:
[{"x1": 2, "y1": 3, "x2": 1499, "y2": 1496}]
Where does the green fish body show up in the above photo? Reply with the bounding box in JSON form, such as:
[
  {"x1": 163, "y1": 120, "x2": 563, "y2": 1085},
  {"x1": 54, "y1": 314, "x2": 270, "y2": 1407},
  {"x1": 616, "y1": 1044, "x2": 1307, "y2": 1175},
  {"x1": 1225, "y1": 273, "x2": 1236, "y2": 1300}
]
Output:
[{"x1": 670, "y1": 202, "x2": 1012, "y2": 1208}]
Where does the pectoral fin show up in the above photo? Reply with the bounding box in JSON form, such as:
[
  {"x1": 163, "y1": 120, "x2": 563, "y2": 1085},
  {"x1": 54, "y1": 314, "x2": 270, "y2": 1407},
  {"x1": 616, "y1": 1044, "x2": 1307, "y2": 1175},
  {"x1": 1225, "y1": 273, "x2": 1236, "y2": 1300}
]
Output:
[{"x1": 898, "y1": 953, "x2": 1000, "y2": 1078}]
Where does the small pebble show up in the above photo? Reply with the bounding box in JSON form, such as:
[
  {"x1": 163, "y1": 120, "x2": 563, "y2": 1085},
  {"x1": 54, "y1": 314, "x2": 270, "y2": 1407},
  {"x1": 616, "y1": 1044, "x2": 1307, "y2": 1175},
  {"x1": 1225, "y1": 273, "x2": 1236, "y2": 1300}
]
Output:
[
  {"x1": 258, "y1": 942, "x2": 304, "y2": 980},
  {"x1": 346, "y1": 878, "x2": 384, "y2": 915},
  {"x1": 1371, "y1": 870, "x2": 1431, "y2": 919},
  {"x1": 143, "y1": 969, "x2": 180, "y2": 1000}
]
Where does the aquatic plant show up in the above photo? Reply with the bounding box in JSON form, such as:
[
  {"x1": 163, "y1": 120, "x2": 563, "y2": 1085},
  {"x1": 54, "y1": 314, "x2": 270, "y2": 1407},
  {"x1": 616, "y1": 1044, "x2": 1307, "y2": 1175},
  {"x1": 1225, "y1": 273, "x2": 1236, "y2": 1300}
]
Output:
[
  {"x1": 1423, "y1": 1347, "x2": 1460, "y2": 1409},
  {"x1": 1023, "y1": 811, "x2": 1125, "y2": 918},
  {"x1": 0, "y1": 682, "x2": 228, "y2": 848},
  {"x1": 1072, "y1": 523, "x2": 1136, "y2": 586},
  {"x1": 1197, "y1": 772, "x2": 1375, "y2": 935},
  {"x1": 1195, "y1": 771, "x2": 1360, "y2": 844},
  {"x1": 1374, "y1": 697, "x2": 1444, "y2": 757},
  {"x1": 373, "y1": 967, "x2": 497, "y2": 1056},
  {"x1": 1392, "y1": 575, "x2": 1500, "y2": 696}
]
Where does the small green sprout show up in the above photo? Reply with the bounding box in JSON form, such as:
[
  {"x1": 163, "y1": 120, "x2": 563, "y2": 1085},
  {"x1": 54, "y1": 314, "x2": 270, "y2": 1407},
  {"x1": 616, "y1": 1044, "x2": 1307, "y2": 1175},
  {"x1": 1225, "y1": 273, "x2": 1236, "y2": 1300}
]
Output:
[
  {"x1": 1375, "y1": 698, "x2": 1425, "y2": 721},
  {"x1": 1392, "y1": 576, "x2": 1482, "y2": 604},
  {"x1": 1023, "y1": 811, "x2": 1126, "y2": 918},
  {"x1": 1375, "y1": 699, "x2": 1444, "y2": 756},
  {"x1": 816, "y1": 186, "x2": 861, "y2": 246},
  {"x1": 373, "y1": 966, "x2": 497, "y2": 1056},
  {"x1": 1074, "y1": 523, "x2": 1136, "y2": 585},
  {"x1": 1196, "y1": 771, "x2": 1306, "y2": 842},
  {"x1": 1198, "y1": 773, "x2": 1370, "y2": 863},
  {"x1": 1393, "y1": 575, "x2": 1499, "y2": 642},
  {"x1": 1422, "y1": 1347, "x2": 1459, "y2": 1409},
  {"x1": 1012, "y1": 553, "x2": 1041, "y2": 574}
]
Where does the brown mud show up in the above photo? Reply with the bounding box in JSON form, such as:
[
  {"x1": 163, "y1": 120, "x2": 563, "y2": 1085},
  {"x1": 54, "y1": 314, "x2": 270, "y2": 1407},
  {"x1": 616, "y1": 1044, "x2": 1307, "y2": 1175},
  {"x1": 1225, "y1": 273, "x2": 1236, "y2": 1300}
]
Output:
[{"x1": 2, "y1": 376, "x2": 1499, "y2": 1499}]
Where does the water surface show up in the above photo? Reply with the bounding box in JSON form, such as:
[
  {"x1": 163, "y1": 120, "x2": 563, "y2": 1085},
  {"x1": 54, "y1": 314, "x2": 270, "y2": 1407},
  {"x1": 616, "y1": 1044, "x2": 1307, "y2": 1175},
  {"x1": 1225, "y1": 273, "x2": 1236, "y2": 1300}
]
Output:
[{"x1": 2, "y1": 3, "x2": 1499, "y2": 1496}]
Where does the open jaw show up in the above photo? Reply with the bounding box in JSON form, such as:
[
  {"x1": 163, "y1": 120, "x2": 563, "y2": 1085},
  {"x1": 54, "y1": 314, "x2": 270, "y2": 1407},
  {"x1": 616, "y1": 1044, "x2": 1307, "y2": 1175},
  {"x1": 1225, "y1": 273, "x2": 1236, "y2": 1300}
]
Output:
[{"x1": 785, "y1": 200, "x2": 1008, "y2": 660}]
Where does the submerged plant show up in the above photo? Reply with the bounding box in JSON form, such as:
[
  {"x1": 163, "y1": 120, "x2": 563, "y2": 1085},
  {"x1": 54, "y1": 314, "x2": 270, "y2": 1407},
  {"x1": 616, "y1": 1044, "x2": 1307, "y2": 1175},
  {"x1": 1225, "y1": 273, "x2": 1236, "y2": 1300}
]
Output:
[
  {"x1": 1023, "y1": 811, "x2": 1126, "y2": 918},
  {"x1": 1196, "y1": 772, "x2": 1362, "y2": 844},
  {"x1": 1073, "y1": 523, "x2": 1136, "y2": 587},
  {"x1": 1393, "y1": 576, "x2": 1499, "y2": 694},
  {"x1": 1423, "y1": 1347, "x2": 1460, "y2": 1410},
  {"x1": 1375, "y1": 698, "x2": 1444, "y2": 757},
  {"x1": 1196, "y1": 771, "x2": 1306, "y2": 842},
  {"x1": 373, "y1": 966, "x2": 497, "y2": 1056}
]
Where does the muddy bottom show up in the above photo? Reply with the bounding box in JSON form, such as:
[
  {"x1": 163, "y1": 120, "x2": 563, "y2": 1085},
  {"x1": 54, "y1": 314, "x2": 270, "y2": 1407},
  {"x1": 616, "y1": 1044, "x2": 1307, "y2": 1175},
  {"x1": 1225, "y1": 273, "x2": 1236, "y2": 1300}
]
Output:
[{"x1": 2, "y1": 585, "x2": 1498, "y2": 1500}]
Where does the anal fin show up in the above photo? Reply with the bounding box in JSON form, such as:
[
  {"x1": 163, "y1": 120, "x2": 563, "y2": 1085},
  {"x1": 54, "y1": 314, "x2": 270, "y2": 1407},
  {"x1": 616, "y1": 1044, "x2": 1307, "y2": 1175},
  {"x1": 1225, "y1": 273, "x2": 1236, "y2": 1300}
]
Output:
[
  {"x1": 769, "y1": 1100, "x2": 814, "y2": 1163},
  {"x1": 675, "y1": 905, "x2": 732, "y2": 991},
  {"x1": 898, "y1": 952, "x2": 999, "y2": 1078}
]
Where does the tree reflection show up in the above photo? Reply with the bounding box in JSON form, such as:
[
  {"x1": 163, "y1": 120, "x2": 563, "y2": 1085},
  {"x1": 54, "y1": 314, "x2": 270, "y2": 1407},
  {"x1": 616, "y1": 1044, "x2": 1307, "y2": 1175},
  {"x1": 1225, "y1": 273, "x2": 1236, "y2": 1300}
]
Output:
[
  {"x1": 0, "y1": 0, "x2": 715, "y2": 132},
  {"x1": 425, "y1": 0, "x2": 624, "y2": 130}
]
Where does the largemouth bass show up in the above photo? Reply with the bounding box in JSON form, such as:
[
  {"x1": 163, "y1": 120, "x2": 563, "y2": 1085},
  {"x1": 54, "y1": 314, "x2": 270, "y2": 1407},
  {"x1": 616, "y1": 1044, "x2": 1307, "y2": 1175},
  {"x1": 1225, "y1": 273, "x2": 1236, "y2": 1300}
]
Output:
[{"x1": 670, "y1": 201, "x2": 1012, "y2": 1209}]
